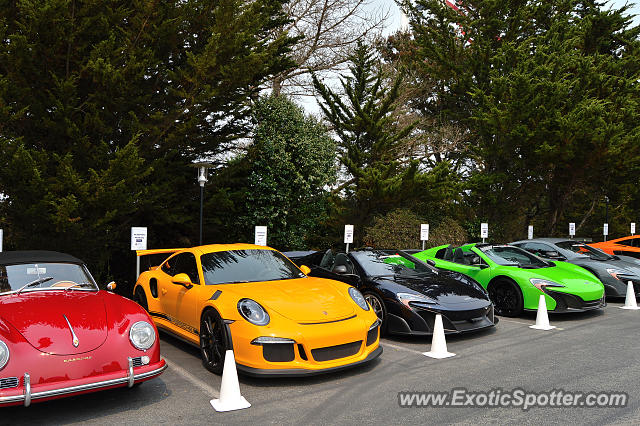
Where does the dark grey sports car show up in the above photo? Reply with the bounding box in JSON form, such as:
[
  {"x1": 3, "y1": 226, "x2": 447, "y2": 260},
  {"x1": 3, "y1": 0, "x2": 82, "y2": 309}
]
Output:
[{"x1": 511, "y1": 238, "x2": 640, "y2": 298}]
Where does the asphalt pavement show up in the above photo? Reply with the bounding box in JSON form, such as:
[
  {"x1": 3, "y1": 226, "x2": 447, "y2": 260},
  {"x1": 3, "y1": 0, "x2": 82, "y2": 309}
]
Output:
[{"x1": 4, "y1": 300, "x2": 639, "y2": 425}]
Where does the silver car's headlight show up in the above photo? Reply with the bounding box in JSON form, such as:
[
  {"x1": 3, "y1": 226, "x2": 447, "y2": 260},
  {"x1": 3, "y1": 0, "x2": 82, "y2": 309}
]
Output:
[
  {"x1": 238, "y1": 299, "x2": 270, "y2": 326},
  {"x1": 606, "y1": 268, "x2": 630, "y2": 281},
  {"x1": 129, "y1": 321, "x2": 156, "y2": 350},
  {"x1": 348, "y1": 287, "x2": 369, "y2": 311},
  {"x1": 0, "y1": 340, "x2": 9, "y2": 370}
]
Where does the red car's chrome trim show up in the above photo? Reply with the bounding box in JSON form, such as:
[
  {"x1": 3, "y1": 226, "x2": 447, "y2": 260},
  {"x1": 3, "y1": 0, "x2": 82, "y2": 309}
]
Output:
[{"x1": 0, "y1": 359, "x2": 167, "y2": 407}]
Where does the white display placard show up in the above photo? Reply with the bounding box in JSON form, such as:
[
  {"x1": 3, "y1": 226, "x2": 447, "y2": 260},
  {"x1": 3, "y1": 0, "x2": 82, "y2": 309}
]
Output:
[
  {"x1": 0, "y1": 229, "x2": 3, "y2": 252},
  {"x1": 631, "y1": 223, "x2": 636, "y2": 235},
  {"x1": 420, "y1": 224, "x2": 429, "y2": 241},
  {"x1": 528, "y1": 225, "x2": 534, "y2": 240},
  {"x1": 569, "y1": 223, "x2": 576, "y2": 237},
  {"x1": 130, "y1": 227, "x2": 148, "y2": 251},
  {"x1": 480, "y1": 223, "x2": 488, "y2": 239},
  {"x1": 254, "y1": 226, "x2": 268, "y2": 246},
  {"x1": 603, "y1": 223, "x2": 609, "y2": 236},
  {"x1": 344, "y1": 225, "x2": 354, "y2": 244}
]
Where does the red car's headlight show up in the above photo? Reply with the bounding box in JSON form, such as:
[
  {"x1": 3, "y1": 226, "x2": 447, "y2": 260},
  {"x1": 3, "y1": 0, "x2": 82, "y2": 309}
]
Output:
[
  {"x1": 129, "y1": 321, "x2": 156, "y2": 351},
  {"x1": 0, "y1": 340, "x2": 9, "y2": 370}
]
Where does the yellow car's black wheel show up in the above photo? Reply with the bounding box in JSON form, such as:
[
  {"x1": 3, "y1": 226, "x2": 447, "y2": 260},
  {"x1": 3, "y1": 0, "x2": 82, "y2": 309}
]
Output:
[
  {"x1": 200, "y1": 310, "x2": 227, "y2": 375},
  {"x1": 134, "y1": 287, "x2": 148, "y2": 311}
]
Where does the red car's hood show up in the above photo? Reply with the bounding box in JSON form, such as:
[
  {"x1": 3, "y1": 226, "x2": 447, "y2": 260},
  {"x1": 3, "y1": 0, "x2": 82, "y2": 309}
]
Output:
[{"x1": 0, "y1": 291, "x2": 108, "y2": 355}]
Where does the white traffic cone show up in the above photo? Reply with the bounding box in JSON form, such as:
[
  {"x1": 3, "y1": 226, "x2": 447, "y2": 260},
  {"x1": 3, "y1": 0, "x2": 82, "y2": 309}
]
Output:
[
  {"x1": 620, "y1": 281, "x2": 640, "y2": 310},
  {"x1": 210, "y1": 350, "x2": 251, "y2": 412},
  {"x1": 529, "y1": 294, "x2": 556, "y2": 330},
  {"x1": 423, "y1": 314, "x2": 455, "y2": 358}
]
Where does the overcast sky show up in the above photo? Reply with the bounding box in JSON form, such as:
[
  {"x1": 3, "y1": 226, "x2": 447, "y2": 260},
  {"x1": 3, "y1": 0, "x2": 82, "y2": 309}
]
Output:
[
  {"x1": 302, "y1": 1, "x2": 640, "y2": 114},
  {"x1": 382, "y1": 0, "x2": 640, "y2": 33}
]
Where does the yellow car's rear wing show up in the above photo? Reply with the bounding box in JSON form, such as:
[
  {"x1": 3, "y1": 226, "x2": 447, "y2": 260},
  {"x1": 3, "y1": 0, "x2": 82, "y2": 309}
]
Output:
[
  {"x1": 136, "y1": 248, "x2": 185, "y2": 271},
  {"x1": 136, "y1": 248, "x2": 185, "y2": 257}
]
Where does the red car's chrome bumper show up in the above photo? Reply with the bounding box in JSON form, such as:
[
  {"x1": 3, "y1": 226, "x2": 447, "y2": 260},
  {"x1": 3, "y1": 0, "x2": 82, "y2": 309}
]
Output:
[{"x1": 0, "y1": 358, "x2": 166, "y2": 407}]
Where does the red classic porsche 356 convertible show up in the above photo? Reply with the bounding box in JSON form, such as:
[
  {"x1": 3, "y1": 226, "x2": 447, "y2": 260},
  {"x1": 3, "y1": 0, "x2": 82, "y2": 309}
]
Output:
[{"x1": 0, "y1": 251, "x2": 166, "y2": 407}]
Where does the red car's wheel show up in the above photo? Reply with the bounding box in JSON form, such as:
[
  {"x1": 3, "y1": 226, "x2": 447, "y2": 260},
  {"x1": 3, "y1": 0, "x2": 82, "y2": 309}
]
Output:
[{"x1": 199, "y1": 310, "x2": 227, "y2": 375}]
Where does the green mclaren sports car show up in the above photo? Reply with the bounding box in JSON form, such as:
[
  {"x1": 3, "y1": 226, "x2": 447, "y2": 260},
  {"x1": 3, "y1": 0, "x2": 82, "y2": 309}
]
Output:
[{"x1": 413, "y1": 243, "x2": 605, "y2": 316}]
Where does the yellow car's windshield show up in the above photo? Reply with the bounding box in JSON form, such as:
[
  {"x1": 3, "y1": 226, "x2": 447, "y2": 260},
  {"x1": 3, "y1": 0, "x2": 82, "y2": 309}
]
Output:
[{"x1": 200, "y1": 249, "x2": 304, "y2": 285}]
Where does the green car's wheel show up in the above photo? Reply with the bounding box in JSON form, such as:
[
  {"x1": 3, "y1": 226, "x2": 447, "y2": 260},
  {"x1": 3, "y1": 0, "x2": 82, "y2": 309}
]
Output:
[
  {"x1": 489, "y1": 279, "x2": 523, "y2": 317},
  {"x1": 364, "y1": 292, "x2": 387, "y2": 335},
  {"x1": 200, "y1": 309, "x2": 227, "y2": 375}
]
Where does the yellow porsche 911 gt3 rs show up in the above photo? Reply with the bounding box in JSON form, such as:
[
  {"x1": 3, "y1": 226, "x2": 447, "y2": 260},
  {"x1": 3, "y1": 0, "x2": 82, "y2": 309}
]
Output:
[{"x1": 133, "y1": 244, "x2": 382, "y2": 376}]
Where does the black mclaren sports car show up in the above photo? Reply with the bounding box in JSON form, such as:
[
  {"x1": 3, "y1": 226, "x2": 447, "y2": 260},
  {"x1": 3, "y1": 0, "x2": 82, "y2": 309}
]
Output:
[{"x1": 285, "y1": 249, "x2": 497, "y2": 336}]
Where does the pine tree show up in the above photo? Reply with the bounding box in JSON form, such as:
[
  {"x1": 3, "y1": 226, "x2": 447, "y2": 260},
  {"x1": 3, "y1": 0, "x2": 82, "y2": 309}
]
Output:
[
  {"x1": 399, "y1": 0, "x2": 640, "y2": 238},
  {"x1": 312, "y1": 42, "x2": 421, "y2": 236},
  {"x1": 0, "y1": 0, "x2": 295, "y2": 287}
]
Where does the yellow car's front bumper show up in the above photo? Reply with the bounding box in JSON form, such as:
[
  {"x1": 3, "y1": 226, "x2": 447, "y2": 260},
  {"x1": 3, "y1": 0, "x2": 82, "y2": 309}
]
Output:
[{"x1": 228, "y1": 314, "x2": 382, "y2": 377}]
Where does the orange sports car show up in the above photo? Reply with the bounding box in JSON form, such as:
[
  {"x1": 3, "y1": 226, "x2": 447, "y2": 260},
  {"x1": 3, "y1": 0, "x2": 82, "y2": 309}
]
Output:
[
  {"x1": 590, "y1": 235, "x2": 640, "y2": 259},
  {"x1": 133, "y1": 244, "x2": 382, "y2": 376}
]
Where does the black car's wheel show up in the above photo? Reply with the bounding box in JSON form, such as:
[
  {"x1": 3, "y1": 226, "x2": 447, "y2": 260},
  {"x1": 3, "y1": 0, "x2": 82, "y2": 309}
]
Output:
[
  {"x1": 488, "y1": 279, "x2": 523, "y2": 317},
  {"x1": 134, "y1": 287, "x2": 148, "y2": 311},
  {"x1": 364, "y1": 292, "x2": 388, "y2": 335},
  {"x1": 200, "y1": 309, "x2": 227, "y2": 375}
]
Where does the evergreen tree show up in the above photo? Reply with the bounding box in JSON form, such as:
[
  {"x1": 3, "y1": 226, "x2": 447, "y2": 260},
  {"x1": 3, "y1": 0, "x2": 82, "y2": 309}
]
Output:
[
  {"x1": 240, "y1": 95, "x2": 337, "y2": 250},
  {"x1": 399, "y1": 0, "x2": 640, "y2": 238},
  {"x1": 312, "y1": 42, "x2": 426, "y2": 238},
  {"x1": 0, "y1": 0, "x2": 295, "y2": 287}
]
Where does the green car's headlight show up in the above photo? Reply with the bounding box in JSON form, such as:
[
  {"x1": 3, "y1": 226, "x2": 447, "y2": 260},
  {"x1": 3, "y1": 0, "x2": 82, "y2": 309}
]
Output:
[
  {"x1": 238, "y1": 299, "x2": 270, "y2": 325},
  {"x1": 530, "y1": 278, "x2": 565, "y2": 292},
  {"x1": 348, "y1": 287, "x2": 369, "y2": 311},
  {"x1": 0, "y1": 340, "x2": 9, "y2": 370}
]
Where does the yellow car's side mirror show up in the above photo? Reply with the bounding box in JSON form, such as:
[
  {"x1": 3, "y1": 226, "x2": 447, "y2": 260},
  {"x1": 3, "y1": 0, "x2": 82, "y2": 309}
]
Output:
[
  {"x1": 106, "y1": 281, "x2": 117, "y2": 291},
  {"x1": 172, "y1": 273, "x2": 193, "y2": 289},
  {"x1": 300, "y1": 265, "x2": 311, "y2": 275}
]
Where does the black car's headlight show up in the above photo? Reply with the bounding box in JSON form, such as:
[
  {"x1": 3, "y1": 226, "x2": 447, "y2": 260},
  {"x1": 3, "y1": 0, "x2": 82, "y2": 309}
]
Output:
[
  {"x1": 348, "y1": 287, "x2": 369, "y2": 311},
  {"x1": 397, "y1": 292, "x2": 437, "y2": 308},
  {"x1": 238, "y1": 299, "x2": 270, "y2": 326},
  {"x1": 530, "y1": 278, "x2": 565, "y2": 292},
  {"x1": 0, "y1": 340, "x2": 9, "y2": 370},
  {"x1": 129, "y1": 321, "x2": 156, "y2": 351}
]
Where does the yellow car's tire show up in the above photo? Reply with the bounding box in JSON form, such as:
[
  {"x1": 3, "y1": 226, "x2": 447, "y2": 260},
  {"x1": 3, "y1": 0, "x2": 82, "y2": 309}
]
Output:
[
  {"x1": 199, "y1": 309, "x2": 227, "y2": 375},
  {"x1": 134, "y1": 287, "x2": 148, "y2": 312}
]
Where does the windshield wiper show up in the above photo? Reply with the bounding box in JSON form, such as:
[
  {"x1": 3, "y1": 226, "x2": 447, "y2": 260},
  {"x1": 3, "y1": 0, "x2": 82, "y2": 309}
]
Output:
[
  {"x1": 61, "y1": 282, "x2": 95, "y2": 291},
  {"x1": 15, "y1": 277, "x2": 54, "y2": 295}
]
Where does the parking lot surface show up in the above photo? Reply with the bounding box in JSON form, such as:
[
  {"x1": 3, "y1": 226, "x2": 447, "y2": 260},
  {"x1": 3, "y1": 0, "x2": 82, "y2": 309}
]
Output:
[{"x1": 5, "y1": 300, "x2": 639, "y2": 425}]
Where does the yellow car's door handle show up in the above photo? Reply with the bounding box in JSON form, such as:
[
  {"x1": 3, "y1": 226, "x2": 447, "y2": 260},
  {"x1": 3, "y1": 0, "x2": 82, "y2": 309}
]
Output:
[{"x1": 162, "y1": 288, "x2": 167, "y2": 295}]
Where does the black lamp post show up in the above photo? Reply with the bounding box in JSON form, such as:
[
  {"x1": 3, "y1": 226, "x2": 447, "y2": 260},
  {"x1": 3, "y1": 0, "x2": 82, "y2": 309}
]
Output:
[
  {"x1": 604, "y1": 195, "x2": 609, "y2": 242},
  {"x1": 192, "y1": 162, "x2": 213, "y2": 246}
]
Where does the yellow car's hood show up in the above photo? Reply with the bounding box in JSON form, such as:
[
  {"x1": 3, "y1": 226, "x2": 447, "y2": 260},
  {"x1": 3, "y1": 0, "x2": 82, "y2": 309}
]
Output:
[{"x1": 230, "y1": 277, "x2": 356, "y2": 323}]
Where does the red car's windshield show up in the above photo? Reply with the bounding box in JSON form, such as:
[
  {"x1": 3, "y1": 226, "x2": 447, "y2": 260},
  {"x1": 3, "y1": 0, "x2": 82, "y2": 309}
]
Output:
[{"x1": 0, "y1": 263, "x2": 98, "y2": 294}]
